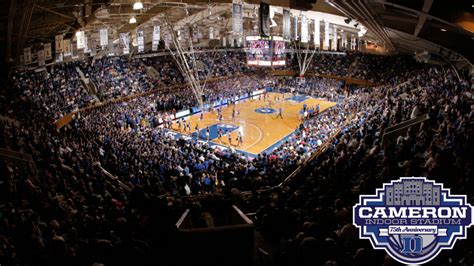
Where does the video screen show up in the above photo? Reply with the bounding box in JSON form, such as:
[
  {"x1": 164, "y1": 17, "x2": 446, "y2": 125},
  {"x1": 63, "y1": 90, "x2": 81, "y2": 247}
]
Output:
[{"x1": 246, "y1": 38, "x2": 286, "y2": 67}]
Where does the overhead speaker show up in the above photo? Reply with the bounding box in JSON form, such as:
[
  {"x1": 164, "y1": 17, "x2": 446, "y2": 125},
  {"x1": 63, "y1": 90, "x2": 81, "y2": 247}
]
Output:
[{"x1": 289, "y1": 0, "x2": 317, "y2": 11}]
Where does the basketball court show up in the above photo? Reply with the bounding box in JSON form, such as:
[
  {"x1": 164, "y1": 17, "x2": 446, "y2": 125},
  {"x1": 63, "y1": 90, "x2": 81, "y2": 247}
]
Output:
[{"x1": 170, "y1": 92, "x2": 336, "y2": 156}]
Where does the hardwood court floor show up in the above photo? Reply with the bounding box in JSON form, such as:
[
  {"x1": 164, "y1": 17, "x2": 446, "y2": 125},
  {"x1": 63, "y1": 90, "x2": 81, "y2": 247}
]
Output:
[{"x1": 171, "y1": 92, "x2": 336, "y2": 155}]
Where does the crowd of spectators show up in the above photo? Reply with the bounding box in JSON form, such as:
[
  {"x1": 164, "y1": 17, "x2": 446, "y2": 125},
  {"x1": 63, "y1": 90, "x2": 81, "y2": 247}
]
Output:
[
  {"x1": 12, "y1": 62, "x2": 93, "y2": 120},
  {"x1": 1, "y1": 51, "x2": 472, "y2": 265}
]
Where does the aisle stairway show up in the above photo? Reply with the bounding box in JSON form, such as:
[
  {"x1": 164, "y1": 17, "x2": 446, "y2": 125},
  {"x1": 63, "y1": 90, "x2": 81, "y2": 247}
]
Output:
[{"x1": 76, "y1": 67, "x2": 100, "y2": 102}]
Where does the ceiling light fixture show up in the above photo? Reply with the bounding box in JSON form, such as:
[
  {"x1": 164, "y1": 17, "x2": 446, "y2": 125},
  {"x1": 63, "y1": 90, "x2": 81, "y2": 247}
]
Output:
[
  {"x1": 344, "y1": 18, "x2": 352, "y2": 24},
  {"x1": 129, "y1": 16, "x2": 137, "y2": 24},
  {"x1": 133, "y1": 2, "x2": 143, "y2": 10},
  {"x1": 440, "y1": 28, "x2": 447, "y2": 32}
]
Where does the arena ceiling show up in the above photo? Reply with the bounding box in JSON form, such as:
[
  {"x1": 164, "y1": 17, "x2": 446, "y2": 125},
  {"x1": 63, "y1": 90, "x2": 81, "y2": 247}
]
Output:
[{"x1": 0, "y1": 0, "x2": 473, "y2": 67}]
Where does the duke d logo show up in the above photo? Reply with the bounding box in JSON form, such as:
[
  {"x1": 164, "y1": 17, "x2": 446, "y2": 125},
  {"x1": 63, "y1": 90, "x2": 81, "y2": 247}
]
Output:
[{"x1": 353, "y1": 177, "x2": 473, "y2": 264}]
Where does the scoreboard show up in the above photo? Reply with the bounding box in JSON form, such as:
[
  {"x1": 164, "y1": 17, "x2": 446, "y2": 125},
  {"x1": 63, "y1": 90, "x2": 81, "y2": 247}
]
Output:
[{"x1": 246, "y1": 36, "x2": 286, "y2": 67}]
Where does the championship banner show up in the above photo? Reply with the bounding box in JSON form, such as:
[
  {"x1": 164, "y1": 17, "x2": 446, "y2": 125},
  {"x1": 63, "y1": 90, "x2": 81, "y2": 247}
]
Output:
[
  {"x1": 152, "y1": 26, "x2": 160, "y2": 51},
  {"x1": 232, "y1": 3, "x2": 243, "y2": 35},
  {"x1": 55, "y1": 35, "x2": 64, "y2": 53},
  {"x1": 100, "y1": 28, "x2": 108, "y2": 47},
  {"x1": 222, "y1": 36, "x2": 227, "y2": 47},
  {"x1": 63, "y1": 39, "x2": 71, "y2": 56},
  {"x1": 332, "y1": 25, "x2": 337, "y2": 51},
  {"x1": 351, "y1": 35, "x2": 356, "y2": 50},
  {"x1": 76, "y1": 31, "x2": 85, "y2": 49},
  {"x1": 44, "y1": 43, "x2": 52, "y2": 60},
  {"x1": 282, "y1": 9, "x2": 291, "y2": 40},
  {"x1": 209, "y1": 26, "x2": 214, "y2": 39},
  {"x1": 292, "y1": 16, "x2": 298, "y2": 40},
  {"x1": 24, "y1": 47, "x2": 32, "y2": 65},
  {"x1": 313, "y1": 19, "x2": 320, "y2": 47},
  {"x1": 323, "y1": 20, "x2": 329, "y2": 50},
  {"x1": 137, "y1": 29, "x2": 144, "y2": 53},
  {"x1": 120, "y1": 33, "x2": 130, "y2": 55},
  {"x1": 259, "y1": 2, "x2": 270, "y2": 37},
  {"x1": 301, "y1": 14, "x2": 308, "y2": 43},
  {"x1": 37, "y1": 50, "x2": 45, "y2": 66}
]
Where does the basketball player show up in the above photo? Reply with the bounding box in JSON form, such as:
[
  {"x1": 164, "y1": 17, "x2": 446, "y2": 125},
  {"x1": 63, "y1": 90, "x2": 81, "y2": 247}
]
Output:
[
  {"x1": 176, "y1": 119, "x2": 181, "y2": 131},
  {"x1": 186, "y1": 121, "x2": 191, "y2": 132},
  {"x1": 237, "y1": 131, "x2": 243, "y2": 147},
  {"x1": 217, "y1": 128, "x2": 223, "y2": 142},
  {"x1": 205, "y1": 127, "x2": 210, "y2": 141},
  {"x1": 277, "y1": 107, "x2": 283, "y2": 119},
  {"x1": 200, "y1": 112, "x2": 204, "y2": 120},
  {"x1": 228, "y1": 133, "x2": 232, "y2": 146}
]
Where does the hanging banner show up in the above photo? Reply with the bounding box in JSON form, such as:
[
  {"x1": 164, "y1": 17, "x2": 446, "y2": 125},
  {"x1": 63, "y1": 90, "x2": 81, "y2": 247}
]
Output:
[
  {"x1": 55, "y1": 35, "x2": 64, "y2": 53},
  {"x1": 283, "y1": 9, "x2": 291, "y2": 40},
  {"x1": 152, "y1": 26, "x2": 160, "y2": 51},
  {"x1": 24, "y1": 47, "x2": 32, "y2": 65},
  {"x1": 44, "y1": 43, "x2": 52, "y2": 60},
  {"x1": 55, "y1": 53, "x2": 63, "y2": 63},
  {"x1": 183, "y1": 26, "x2": 190, "y2": 41},
  {"x1": 332, "y1": 25, "x2": 337, "y2": 51},
  {"x1": 137, "y1": 29, "x2": 144, "y2": 53},
  {"x1": 120, "y1": 33, "x2": 130, "y2": 55},
  {"x1": 100, "y1": 28, "x2": 108, "y2": 47},
  {"x1": 209, "y1": 26, "x2": 214, "y2": 39},
  {"x1": 222, "y1": 36, "x2": 227, "y2": 47},
  {"x1": 341, "y1": 31, "x2": 347, "y2": 50},
  {"x1": 197, "y1": 28, "x2": 203, "y2": 39},
  {"x1": 84, "y1": 36, "x2": 90, "y2": 54},
  {"x1": 351, "y1": 35, "x2": 356, "y2": 50},
  {"x1": 89, "y1": 38, "x2": 96, "y2": 56},
  {"x1": 232, "y1": 3, "x2": 243, "y2": 35},
  {"x1": 37, "y1": 50, "x2": 45, "y2": 66},
  {"x1": 301, "y1": 14, "x2": 308, "y2": 43},
  {"x1": 76, "y1": 31, "x2": 85, "y2": 49},
  {"x1": 107, "y1": 42, "x2": 115, "y2": 55},
  {"x1": 292, "y1": 16, "x2": 298, "y2": 40},
  {"x1": 72, "y1": 44, "x2": 79, "y2": 59},
  {"x1": 192, "y1": 28, "x2": 198, "y2": 43},
  {"x1": 313, "y1": 19, "x2": 320, "y2": 47},
  {"x1": 323, "y1": 20, "x2": 329, "y2": 50},
  {"x1": 63, "y1": 39, "x2": 71, "y2": 56},
  {"x1": 164, "y1": 33, "x2": 171, "y2": 48},
  {"x1": 259, "y1": 2, "x2": 270, "y2": 37}
]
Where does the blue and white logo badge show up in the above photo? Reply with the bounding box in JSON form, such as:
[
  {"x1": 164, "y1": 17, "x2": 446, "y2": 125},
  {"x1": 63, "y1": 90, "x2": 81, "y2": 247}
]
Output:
[{"x1": 353, "y1": 177, "x2": 474, "y2": 264}]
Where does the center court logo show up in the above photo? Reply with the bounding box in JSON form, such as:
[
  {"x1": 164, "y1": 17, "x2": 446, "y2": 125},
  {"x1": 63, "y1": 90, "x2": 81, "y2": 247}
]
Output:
[{"x1": 353, "y1": 177, "x2": 474, "y2": 264}]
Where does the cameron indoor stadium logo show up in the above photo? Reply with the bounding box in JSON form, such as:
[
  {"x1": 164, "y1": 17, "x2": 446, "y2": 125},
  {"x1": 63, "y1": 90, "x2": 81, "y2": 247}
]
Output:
[{"x1": 353, "y1": 177, "x2": 473, "y2": 264}]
